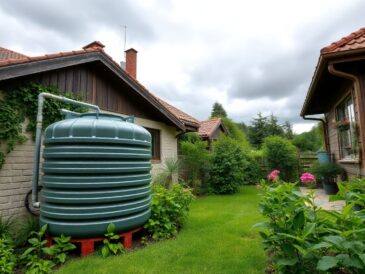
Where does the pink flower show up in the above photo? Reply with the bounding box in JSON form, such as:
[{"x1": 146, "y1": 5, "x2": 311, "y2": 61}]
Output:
[
  {"x1": 267, "y1": 170, "x2": 280, "y2": 182},
  {"x1": 300, "y1": 172, "x2": 316, "y2": 184}
]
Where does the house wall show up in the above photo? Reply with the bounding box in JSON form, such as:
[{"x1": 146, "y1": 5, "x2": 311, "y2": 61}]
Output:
[
  {"x1": 325, "y1": 83, "x2": 365, "y2": 177},
  {"x1": 135, "y1": 117, "x2": 178, "y2": 175},
  {"x1": 210, "y1": 127, "x2": 224, "y2": 140}
]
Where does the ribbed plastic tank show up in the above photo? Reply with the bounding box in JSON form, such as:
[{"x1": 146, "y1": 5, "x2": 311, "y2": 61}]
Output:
[{"x1": 39, "y1": 113, "x2": 151, "y2": 238}]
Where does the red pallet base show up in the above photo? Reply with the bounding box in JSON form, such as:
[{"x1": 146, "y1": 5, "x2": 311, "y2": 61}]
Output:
[{"x1": 46, "y1": 227, "x2": 142, "y2": 257}]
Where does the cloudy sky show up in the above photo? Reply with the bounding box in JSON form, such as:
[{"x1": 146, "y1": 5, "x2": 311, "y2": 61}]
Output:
[{"x1": 1, "y1": 0, "x2": 364, "y2": 133}]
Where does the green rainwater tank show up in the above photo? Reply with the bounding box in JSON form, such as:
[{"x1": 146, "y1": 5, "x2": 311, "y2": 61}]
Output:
[{"x1": 39, "y1": 113, "x2": 151, "y2": 238}]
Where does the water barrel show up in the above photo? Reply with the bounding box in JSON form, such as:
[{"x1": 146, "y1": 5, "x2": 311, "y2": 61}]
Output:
[
  {"x1": 39, "y1": 113, "x2": 151, "y2": 238},
  {"x1": 317, "y1": 151, "x2": 331, "y2": 164}
]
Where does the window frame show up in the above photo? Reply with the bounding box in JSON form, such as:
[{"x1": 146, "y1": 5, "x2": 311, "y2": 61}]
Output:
[
  {"x1": 145, "y1": 127, "x2": 161, "y2": 162},
  {"x1": 335, "y1": 90, "x2": 358, "y2": 161}
]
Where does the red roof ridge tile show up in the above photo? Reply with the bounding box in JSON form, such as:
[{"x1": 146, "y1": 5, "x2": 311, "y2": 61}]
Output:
[{"x1": 321, "y1": 27, "x2": 365, "y2": 54}]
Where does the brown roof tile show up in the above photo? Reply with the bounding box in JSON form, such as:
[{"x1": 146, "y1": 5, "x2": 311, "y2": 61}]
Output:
[
  {"x1": 0, "y1": 46, "x2": 28, "y2": 61},
  {"x1": 321, "y1": 27, "x2": 365, "y2": 54},
  {"x1": 198, "y1": 118, "x2": 222, "y2": 138},
  {"x1": 0, "y1": 47, "x2": 100, "y2": 67},
  {"x1": 155, "y1": 97, "x2": 200, "y2": 127}
]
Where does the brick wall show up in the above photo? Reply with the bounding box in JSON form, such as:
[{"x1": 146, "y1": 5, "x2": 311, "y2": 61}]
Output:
[{"x1": 0, "y1": 130, "x2": 34, "y2": 219}]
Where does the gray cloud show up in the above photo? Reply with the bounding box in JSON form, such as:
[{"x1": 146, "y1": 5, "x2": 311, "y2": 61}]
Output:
[
  {"x1": 1, "y1": 0, "x2": 365, "y2": 133},
  {"x1": 0, "y1": 0, "x2": 154, "y2": 51}
]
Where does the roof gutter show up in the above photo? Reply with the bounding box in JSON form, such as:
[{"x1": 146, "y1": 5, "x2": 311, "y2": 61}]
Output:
[
  {"x1": 328, "y1": 62, "x2": 364, "y2": 168},
  {"x1": 301, "y1": 48, "x2": 365, "y2": 117},
  {"x1": 302, "y1": 115, "x2": 329, "y2": 151}
]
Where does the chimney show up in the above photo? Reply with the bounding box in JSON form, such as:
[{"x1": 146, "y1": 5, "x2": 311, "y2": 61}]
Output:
[
  {"x1": 125, "y1": 48, "x2": 138, "y2": 79},
  {"x1": 82, "y1": 41, "x2": 105, "y2": 50}
]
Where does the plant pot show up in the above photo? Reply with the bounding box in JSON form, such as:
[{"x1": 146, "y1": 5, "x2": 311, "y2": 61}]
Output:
[{"x1": 322, "y1": 182, "x2": 339, "y2": 195}]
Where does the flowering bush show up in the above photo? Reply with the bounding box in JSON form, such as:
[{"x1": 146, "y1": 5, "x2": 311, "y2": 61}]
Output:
[
  {"x1": 267, "y1": 170, "x2": 280, "y2": 182},
  {"x1": 300, "y1": 172, "x2": 316, "y2": 185},
  {"x1": 255, "y1": 181, "x2": 365, "y2": 273}
]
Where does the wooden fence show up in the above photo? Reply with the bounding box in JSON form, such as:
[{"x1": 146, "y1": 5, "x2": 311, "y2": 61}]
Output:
[
  {"x1": 256, "y1": 151, "x2": 318, "y2": 178},
  {"x1": 299, "y1": 152, "x2": 318, "y2": 173}
]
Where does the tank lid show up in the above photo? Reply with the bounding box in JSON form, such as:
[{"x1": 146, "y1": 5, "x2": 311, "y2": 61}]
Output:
[{"x1": 64, "y1": 111, "x2": 134, "y2": 123}]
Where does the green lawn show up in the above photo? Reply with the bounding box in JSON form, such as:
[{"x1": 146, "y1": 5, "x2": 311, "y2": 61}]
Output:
[{"x1": 58, "y1": 186, "x2": 266, "y2": 274}]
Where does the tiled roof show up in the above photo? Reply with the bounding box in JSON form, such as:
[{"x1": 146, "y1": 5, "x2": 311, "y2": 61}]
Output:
[
  {"x1": 0, "y1": 47, "x2": 28, "y2": 61},
  {"x1": 321, "y1": 27, "x2": 365, "y2": 54},
  {"x1": 0, "y1": 42, "x2": 200, "y2": 130},
  {"x1": 198, "y1": 118, "x2": 222, "y2": 138},
  {"x1": 0, "y1": 47, "x2": 102, "y2": 67},
  {"x1": 155, "y1": 97, "x2": 200, "y2": 127}
]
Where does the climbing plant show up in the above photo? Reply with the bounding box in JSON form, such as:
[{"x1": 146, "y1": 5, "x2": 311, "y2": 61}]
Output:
[{"x1": 0, "y1": 82, "x2": 86, "y2": 168}]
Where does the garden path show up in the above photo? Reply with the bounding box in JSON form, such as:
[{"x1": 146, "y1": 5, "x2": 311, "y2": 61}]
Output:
[{"x1": 300, "y1": 187, "x2": 345, "y2": 211}]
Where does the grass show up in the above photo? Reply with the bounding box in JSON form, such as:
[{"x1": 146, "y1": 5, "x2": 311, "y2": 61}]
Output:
[{"x1": 58, "y1": 186, "x2": 267, "y2": 274}]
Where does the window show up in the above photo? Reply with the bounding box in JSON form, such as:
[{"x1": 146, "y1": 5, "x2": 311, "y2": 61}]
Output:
[
  {"x1": 336, "y1": 94, "x2": 358, "y2": 160},
  {"x1": 145, "y1": 128, "x2": 161, "y2": 161}
]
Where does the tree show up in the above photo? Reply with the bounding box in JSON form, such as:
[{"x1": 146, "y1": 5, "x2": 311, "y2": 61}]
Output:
[
  {"x1": 283, "y1": 121, "x2": 294, "y2": 140},
  {"x1": 211, "y1": 102, "x2": 227, "y2": 118},
  {"x1": 235, "y1": 122, "x2": 248, "y2": 135},
  {"x1": 292, "y1": 124, "x2": 322, "y2": 152},
  {"x1": 248, "y1": 112, "x2": 269, "y2": 149},
  {"x1": 267, "y1": 114, "x2": 285, "y2": 136},
  {"x1": 248, "y1": 112, "x2": 290, "y2": 148},
  {"x1": 221, "y1": 117, "x2": 250, "y2": 150}
]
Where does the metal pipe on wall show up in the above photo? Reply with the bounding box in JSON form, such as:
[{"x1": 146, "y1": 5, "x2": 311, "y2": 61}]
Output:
[
  {"x1": 302, "y1": 115, "x2": 329, "y2": 152},
  {"x1": 31, "y1": 92, "x2": 100, "y2": 208}
]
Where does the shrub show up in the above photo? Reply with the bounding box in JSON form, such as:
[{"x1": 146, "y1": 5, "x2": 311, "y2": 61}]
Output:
[
  {"x1": 20, "y1": 224, "x2": 76, "y2": 273},
  {"x1": 0, "y1": 216, "x2": 15, "y2": 239},
  {"x1": 15, "y1": 216, "x2": 40, "y2": 246},
  {"x1": 153, "y1": 158, "x2": 181, "y2": 189},
  {"x1": 145, "y1": 184, "x2": 194, "y2": 240},
  {"x1": 178, "y1": 132, "x2": 201, "y2": 144},
  {"x1": 255, "y1": 181, "x2": 365, "y2": 273},
  {"x1": 210, "y1": 137, "x2": 247, "y2": 194},
  {"x1": 262, "y1": 136, "x2": 299, "y2": 182},
  {"x1": 310, "y1": 162, "x2": 343, "y2": 183},
  {"x1": 20, "y1": 224, "x2": 55, "y2": 274},
  {"x1": 221, "y1": 117, "x2": 251, "y2": 150},
  {"x1": 0, "y1": 236, "x2": 17, "y2": 274},
  {"x1": 241, "y1": 156, "x2": 262, "y2": 184},
  {"x1": 180, "y1": 139, "x2": 211, "y2": 194}
]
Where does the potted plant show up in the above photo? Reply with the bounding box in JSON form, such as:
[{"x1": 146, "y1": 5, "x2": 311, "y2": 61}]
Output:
[
  {"x1": 332, "y1": 117, "x2": 350, "y2": 131},
  {"x1": 310, "y1": 162, "x2": 343, "y2": 195}
]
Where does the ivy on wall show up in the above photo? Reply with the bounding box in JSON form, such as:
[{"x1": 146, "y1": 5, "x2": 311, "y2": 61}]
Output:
[{"x1": 0, "y1": 83, "x2": 86, "y2": 168}]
